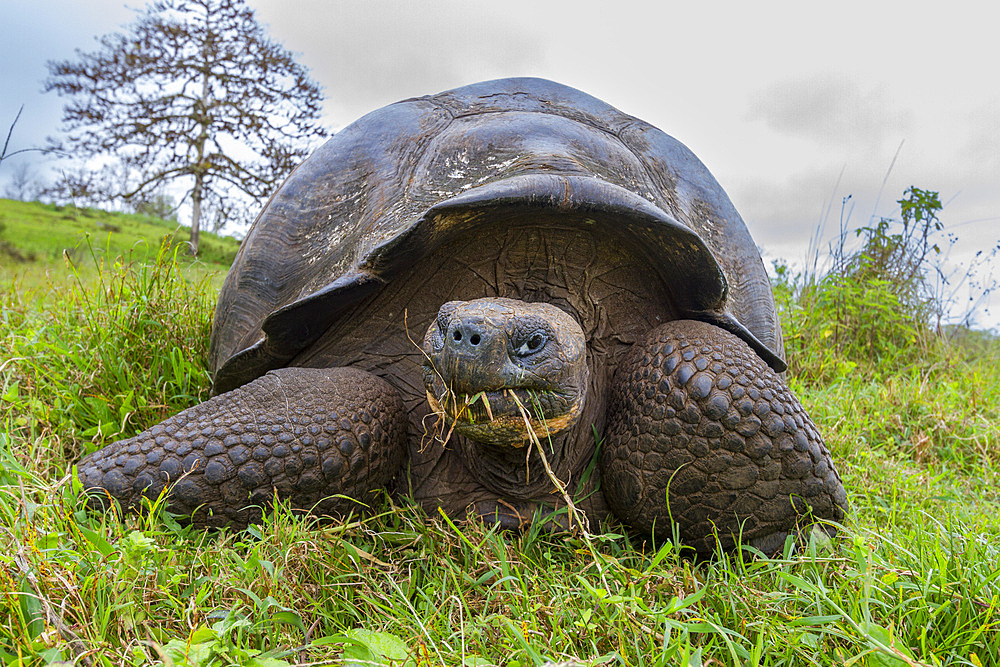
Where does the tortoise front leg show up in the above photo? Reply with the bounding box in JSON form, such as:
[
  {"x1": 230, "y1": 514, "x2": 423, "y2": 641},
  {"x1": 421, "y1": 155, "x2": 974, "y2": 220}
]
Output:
[
  {"x1": 601, "y1": 320, "x2": 848, "y2": 556},
  {"x1": 77, "y1": 367, "x2": 407, "y2": 527}
]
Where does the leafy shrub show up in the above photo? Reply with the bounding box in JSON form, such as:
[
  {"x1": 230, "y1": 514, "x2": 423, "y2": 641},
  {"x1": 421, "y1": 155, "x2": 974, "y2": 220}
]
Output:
[{"x1": 774, "y1": 187, "x2": 979, "y2": 383}]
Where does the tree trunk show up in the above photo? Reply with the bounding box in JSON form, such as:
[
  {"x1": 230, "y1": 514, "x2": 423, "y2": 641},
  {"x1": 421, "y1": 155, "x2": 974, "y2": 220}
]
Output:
[
  {"x1": 189, "y1": 33, "x2": 210, "y2": 257},
  {"x1": 190, "y1": 171, "x2": 203, "y2": 255}
]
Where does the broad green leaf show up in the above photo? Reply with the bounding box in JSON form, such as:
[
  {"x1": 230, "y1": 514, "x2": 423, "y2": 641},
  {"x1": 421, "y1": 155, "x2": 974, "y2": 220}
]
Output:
[
  {"x1": 462, "y1": 657, "x2": 492, "y2": 667},
  {"x1": 1, "y1": 381, "x2": 18, "y2": 403},
  {"x1": 864, "y1": 622, "x2": 915, "y2": 667},
  {"x1": 18, "y1": 579, "x2": 45, "y2": 640},
  {"x1": 188, "y1": 625, "x2": 218, "y2": 644},
  {"x1": 272, "y1": 610, "x2": 307, "y2": 634},
  {"x1": 164, "y1": 636, "x2": 216, "y2": 667},
  {"x1": 247, "y1": 657, "x2": 292, "y2": 667},
  {"x1": 341, "y1": 629, "x2": 411, "y2": 666},
  {"x1": 78, "y1": 526, "x2": 115, "y2": 558}
]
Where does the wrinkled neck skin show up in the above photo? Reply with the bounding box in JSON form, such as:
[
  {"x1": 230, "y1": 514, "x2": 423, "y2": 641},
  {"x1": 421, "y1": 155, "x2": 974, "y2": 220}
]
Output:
[
  {"x1": 455, "y1": 397, "x2": 599, "y2": 501},
  {"x1": 449, "y1": 350, "x2": 609, "y2": 503}
]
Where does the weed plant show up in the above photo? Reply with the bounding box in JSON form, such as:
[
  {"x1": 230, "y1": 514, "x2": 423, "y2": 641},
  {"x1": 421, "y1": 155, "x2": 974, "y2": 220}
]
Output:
[{"x1": 0, "y1": 203, "x2": 998, "y2": 664}]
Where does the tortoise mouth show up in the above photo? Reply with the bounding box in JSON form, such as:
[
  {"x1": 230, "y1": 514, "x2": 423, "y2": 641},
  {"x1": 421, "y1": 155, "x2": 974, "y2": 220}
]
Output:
[
  {"x1": 425, "y1": 384, "x2": 583, "y2": 448},
  {"x1": 421, "y1": 297, "x2": 589, "y2": 447}
]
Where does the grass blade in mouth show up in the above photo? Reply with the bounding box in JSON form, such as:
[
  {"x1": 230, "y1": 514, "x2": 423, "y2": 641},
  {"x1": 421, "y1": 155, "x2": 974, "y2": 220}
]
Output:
[
  {"x1": 467, "y1": 391, "x2": 494, "y2": 421},
  {"x1": 449, "y1": 388, "x2": 549, "y2": 424},
  {"x1": 507, "y1": 389, "x2": 587, "y2": 532}
]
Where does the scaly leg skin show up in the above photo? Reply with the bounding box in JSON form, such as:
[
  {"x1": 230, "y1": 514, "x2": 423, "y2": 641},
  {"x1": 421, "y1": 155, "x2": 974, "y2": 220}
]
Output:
[
  {"x1": 77, "y1": 367, "x2": 408, "y2": 527},
  {"x1": 601, "y1": 320, "x2": 848, "y2": 556}
]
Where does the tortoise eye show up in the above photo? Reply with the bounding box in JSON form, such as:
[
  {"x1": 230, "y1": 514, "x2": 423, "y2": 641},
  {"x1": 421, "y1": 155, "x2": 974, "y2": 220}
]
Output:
[{"x1": 515, "y1": 333, "x2": 547, "y2": 357}]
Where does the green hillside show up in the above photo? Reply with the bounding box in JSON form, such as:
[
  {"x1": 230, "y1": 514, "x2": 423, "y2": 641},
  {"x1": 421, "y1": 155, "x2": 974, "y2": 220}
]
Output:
[{"x1": 0, "y1": 198, "x2": 241, "y2": 288}]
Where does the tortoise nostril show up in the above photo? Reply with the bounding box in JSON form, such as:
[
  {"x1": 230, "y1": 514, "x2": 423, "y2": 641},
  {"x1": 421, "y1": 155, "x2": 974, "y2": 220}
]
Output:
[{"x1": 445, "y1": 321, "x2": 489, "y2": 351}]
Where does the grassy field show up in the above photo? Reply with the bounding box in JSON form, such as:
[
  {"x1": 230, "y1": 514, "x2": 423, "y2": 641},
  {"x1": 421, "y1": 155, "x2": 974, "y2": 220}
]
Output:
[
  {"x1": 0, "y1": 198, "x2": 240, "y2": 291},
  {"x1": 0, "y1": 201, "x2": 998, "y2": 666}
]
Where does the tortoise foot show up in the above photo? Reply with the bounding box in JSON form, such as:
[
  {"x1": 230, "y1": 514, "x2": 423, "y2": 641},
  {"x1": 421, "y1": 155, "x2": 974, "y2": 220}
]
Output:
[
  {"x1": 601, "y1": 320, "x2": 848, "y2": 556},
  {"x1": 77, "y1": 367, "x2": 407, "y2": 527}
]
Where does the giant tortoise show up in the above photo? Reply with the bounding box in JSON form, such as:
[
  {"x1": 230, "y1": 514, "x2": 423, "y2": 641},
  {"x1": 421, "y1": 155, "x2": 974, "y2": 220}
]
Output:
[{"x1": 77, "y1": 78, "x2": 848, "y2": 555}]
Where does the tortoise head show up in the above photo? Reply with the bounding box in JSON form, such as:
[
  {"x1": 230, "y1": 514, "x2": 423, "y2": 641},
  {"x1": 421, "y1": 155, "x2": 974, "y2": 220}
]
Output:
[{"x1": 422, "y1": 298, "x2": 588, "y2": 447}]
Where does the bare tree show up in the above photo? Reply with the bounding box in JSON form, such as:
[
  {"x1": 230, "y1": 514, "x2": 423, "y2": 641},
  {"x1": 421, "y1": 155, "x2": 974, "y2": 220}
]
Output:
[
  {"x1": 4, "y1": 163, "x2": 39, "y2": 201},
  {"x1": 44, "y1": 0, "x2": 327, "y2": 254},
  {"x1": 1, "y1": 106, "x2": 33, "y2": 168},
  {"x1": 2, "y1": 105, "x2": 59, "y2": 171},
  {"x1": 43, "y1": 162, "x2": 139, "y2": 211}
]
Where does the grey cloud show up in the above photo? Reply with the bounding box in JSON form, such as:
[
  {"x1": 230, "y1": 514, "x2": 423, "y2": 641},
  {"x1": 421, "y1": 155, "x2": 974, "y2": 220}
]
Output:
[
  {"x1": 958, "y1": 101, "x2": 1000, "y2": 177},
  {"x1": 735, "y1": 168, "x2": 849, "y2": 242},
  {"x1": 731, "y1": 164, "x2": 900, "y2": 266},
  {"x1": 256, "y1": 0, "x2": 547, "y2": 128},
  {"x1": 746, "y1": 73, "x2": 912, "y2": 150}
]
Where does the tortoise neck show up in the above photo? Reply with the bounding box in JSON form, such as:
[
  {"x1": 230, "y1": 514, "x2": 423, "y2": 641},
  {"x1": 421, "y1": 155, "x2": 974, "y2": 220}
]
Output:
[{"x1": 458, "y1": 429, "x2": 579, "y2": 502}]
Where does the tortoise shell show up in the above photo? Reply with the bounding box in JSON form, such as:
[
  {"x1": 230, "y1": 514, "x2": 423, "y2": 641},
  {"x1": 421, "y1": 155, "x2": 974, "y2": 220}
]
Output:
[{"x1": 209, "y1": 77, "x2": 784, "y2": 394}]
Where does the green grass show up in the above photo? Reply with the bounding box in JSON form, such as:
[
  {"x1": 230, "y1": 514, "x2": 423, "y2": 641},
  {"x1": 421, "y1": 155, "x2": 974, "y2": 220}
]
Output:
[
  {"x1": 1, "y1": 229, "x2": 999, "y2": 665},
  {"x1": 0, "y1": 198, "x2": 240, "y2": 291}
]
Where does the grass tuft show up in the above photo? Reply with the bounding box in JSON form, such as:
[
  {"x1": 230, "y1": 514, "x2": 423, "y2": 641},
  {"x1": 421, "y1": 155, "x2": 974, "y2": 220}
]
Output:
[{"x1": 2, "y1": 240, "x2": 215, "y2": 468}]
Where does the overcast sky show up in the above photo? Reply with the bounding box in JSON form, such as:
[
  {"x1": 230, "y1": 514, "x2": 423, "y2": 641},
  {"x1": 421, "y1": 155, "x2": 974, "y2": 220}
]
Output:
[{"x1": 2, "y1": 0, "x2": 998, "y2": 327}]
